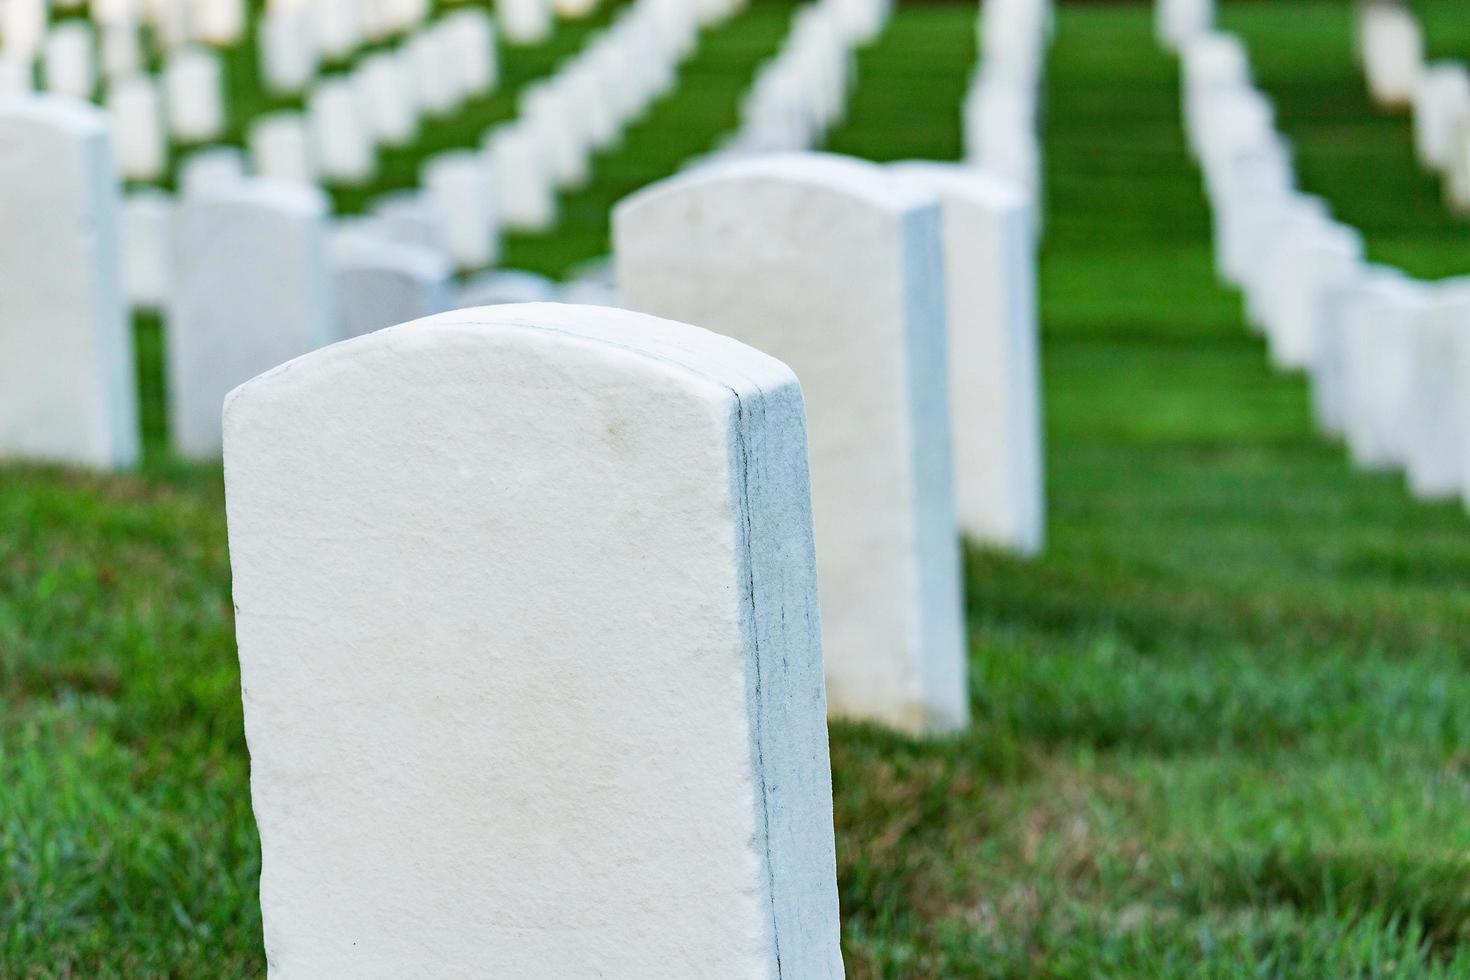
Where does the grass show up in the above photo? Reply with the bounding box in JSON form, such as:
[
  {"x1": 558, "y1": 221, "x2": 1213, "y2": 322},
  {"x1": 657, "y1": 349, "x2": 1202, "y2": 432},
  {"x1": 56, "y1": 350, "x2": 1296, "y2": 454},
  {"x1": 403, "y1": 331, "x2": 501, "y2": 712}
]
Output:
[{"x1": 6, "y1": 0, "x2": 1470, "y2": 975}]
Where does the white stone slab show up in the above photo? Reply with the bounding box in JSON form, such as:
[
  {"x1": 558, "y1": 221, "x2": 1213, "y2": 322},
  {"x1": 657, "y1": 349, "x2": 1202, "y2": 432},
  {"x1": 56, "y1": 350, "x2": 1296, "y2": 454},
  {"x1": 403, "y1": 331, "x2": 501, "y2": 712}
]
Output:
[
  {"x1": 454, "y1": 268, "x2": 556, "y2": 307},
  {"x1": 353, "y1": 51, "x2": 417, "y2": 146},
  {"x1": 197, "y1": 0, "x2": 244, "y2": 44},
  {"x1": 520, "y1": 81, "x2": 591, "y2": 190},
  {"x1": 121, "y1": 188, "x2": 173, "y2": 310},
  {"x1": 406, "y1": 28, "x2": 457, "y2": 118},
  {"x1": 223, "y1": 302, "x2": 844, "y2": 979},
  {"x1": 329, "y1": 230, "x2": 453, "y2": 338},
  {"x1": 421, "y1": 149, "x2": 497, "y2": 270},
  {"x1": 1340, "y1": 275, "x2": 1431, "y2": 470},
  {"x1": 368, "y1": 189, "x2": 451, "y2": 254},
  {"x1": 1412, "y1": 62, "x2": 1470, "y2": 173},
  {"x1": 43, "y1": 21, "x2": 95, "y2": 99},
  {"x1": 178, "y1": 143, "x2": 245, "y2": 194},
  {"x1": 100, "y1": 18, "x2": 142, "y2": 79},
  {"x1": 616, "y1": 153, "x2": 968, "y2": 734},
  {"x1": 308, "y1": 76, "x2": 375, "y2": 184},
  {"x1": 315, "y1": 0, "x2": 363, "y2": 60},
  {"x1": 483, "y1": 121, "x2": 557, "y2": 232},
  {"x1": 0, "y1": 96, "x2": 138, "y2": 468},
  {"x1": 441, "y1": 8, "x2": 496, "y2": 98},
  {"x1": 249, "y1": 111, "x2": 316, "y2": 185},
  {"x1": 166, "y1": 180, "x2": 336, "y2": 457},
  {"x1": 891, "y1": 161, "x2": 1045, "y2": 555},
  {"x1": 258, "y1": 5, "x2": 317, "y2": 95},
  {"x1": 2, "y1": 0, "x2": 47, "y2": 60},
  {"x1": 1360, "y1": 3, "x2": 1423, "y2": 109},
  {"x1": 106, "y1": 73, "x2": 167, "y2": 180},
  {"x1": 164, "y1": 46, "x2": 225, "y2": 142},
  {"x1": 498, "y1": 0, "x2": 552, "y2": 45},
  {"x1": 1155, "y1": 0, "x2": 1213, "y2": 50},
  {"x1": 0, "y1": 55, "x2": 34, "y2": 96},
  {"x1": 1406, "y1": 279, "x2": 1470, "y2": 500}
]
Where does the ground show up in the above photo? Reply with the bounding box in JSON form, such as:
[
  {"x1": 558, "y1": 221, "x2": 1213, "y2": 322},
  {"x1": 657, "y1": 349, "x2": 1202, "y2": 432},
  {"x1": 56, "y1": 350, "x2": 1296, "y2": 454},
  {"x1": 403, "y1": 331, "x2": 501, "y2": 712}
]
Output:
[{"x1": 3, "y1": 0, "x2": 1470, "y2": 976}]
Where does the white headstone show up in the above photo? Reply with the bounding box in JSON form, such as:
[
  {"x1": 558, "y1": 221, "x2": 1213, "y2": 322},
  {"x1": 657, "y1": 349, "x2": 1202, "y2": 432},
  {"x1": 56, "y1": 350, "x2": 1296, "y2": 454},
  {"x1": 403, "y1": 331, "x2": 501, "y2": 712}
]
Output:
[
  {"x1": 406, "y1": 28, "x2": 457, "y2": 118},
  {"x1": 43, "y1": 21, "x2": 96, "y2": 98},
  {"x1": 891, "y1": 161, "x2": 1045, "y2": 555},
  {"x1": 2, "y1": 0, "x2": 47, "y2": 60},
  {"x1": 308, "y1": 76, "x2": 376, "y2": 184},
  {"x1": 1340, "y1": 275, "x2": 1431, "y2": 469},
  {"x1": 369, "y1": 190, "x2": 451, "y2": 253},
  {"x1": 616, "y1": 153, "x2": 968, "y2": 734},
  {"x1": 329, "y1": 231, "x2": 453, "y2": 338},
  {"x1": 164, "y1": 46, "x2": 226, "y2": 142},
  {"x1": 106, "y1": 73, "x2": 167, "y2": 180},
  {"x1": 0, "y1": 55, "x2": 34, "y2": 96},
  {"x1": 353, "y1": 51, "x2": 417, "y2": 146},
  {"x1": 178, "y1": 143, "x2": 245, "y2": 194},
  {"x1": 0, "y1": 96, "x2": 139, "y2": 468},
  {"x1": 249, "y1": 111, "x2": 316, "y2": 185},
  {"x1": 197, "y1": 0, "x2": 244, "y2": 44},
  {"x1": 455, "y1": 268, "x2": 557, "y2": 307},
  {"x1": 497, "y1": 0, "x2": 552, "y2": 45},
  {"x1": 167, "y1": 180, "x2": 336, "y2": 457},
  {"x1": 1360, "y1": 3, "x2": 1423, "y2": 109},
  {"x1": 1155, "y1": 0, "x2": 1213, "y2": 50},
  {"x1": 120, "y1": 188, "x2": 174, "y2": 310},
  {"x1": 258, "y1": 5, "x2": 317, "y2": 95},
  {"x1": 223, "y1": 302, "x2": 845, "y2": 978},
  {"x1": 315, "y1": 0, "x2": 363, "y2": 60},
  {"x1": 99, "y1": 17, "x2": 143, "y2": 79},
  {"x1": 521, "y1": 81, "x2": 591, "y2": 189},
  {"x1": 421, "y1": 149, "x2": 497, "y2": 270},
  {"x1": 441, "y1": 8, "x2": 496, "y2": 98},
  {"x1": 483, "y1": 122, "x2": 557, "y2": 232},
  {"x1": 1406, "y1": 279, "x2": 1470, "y2": 500},
  {"x1": 1412, "y1": 62, "x2": 1470, "y2": 173}
]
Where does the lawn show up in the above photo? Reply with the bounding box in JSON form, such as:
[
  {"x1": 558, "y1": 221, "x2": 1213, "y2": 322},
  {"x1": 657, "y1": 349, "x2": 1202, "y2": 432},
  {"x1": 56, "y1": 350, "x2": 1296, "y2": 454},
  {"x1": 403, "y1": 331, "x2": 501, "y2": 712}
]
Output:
[{"x1": 4, "y1": 0, "x2": 1470, "y2": 976}]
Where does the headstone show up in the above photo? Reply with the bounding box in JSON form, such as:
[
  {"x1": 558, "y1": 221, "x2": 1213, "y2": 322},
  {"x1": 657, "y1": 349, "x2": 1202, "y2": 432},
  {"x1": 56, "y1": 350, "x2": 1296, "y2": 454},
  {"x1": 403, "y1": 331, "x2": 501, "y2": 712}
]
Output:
[
  {"x1": 369, "y1": 190, "x2": 451, "y2": 253},
  {"x1": 1406, "y1": 279, "x2": 1470, "y2": 500},
  {"x1": 406, "y1": 28, "x2": 457, "y2": 118},
  {"x1": 455, "y1": 268, "x2": 556, "y2": 308},
  {"x1": 498, "y1": 0, "x2": 552, "y2": 45},
  {"x1": 0, "y1": 55, "x2": 34, "y2": 96},
  {"x1": 222, "y1": 302, "x2": 845, "y2": 978},
  {"x1": 1339, "y1": 275, "x2": 1431, "y2": 469},
  {"x1": 164, "y1": 46, "x2": 226, "y2": 142},
  {"x1": 43, "y1": 21, "x2": 96, "y2": 99},
  {"x1": 1412, "y1": 62, "x2": 1470, "y2": 173},
  {"x1": 1, "y1": 0, "x2": 47, "y2": 61},
  {"x1": 308, "y1": 77, "x2": 376, "y2": 184},
  {"x1": 259, "y1": 5, "x2": 318, "y2": 95},
  {"x1": 120, "y1": 188, "x2": 174, "y2": 310},
  {"x1": 521, "y1": 81, "x2": 591, "y2": 190},
  {"x1": 197, "y1": 0, "x2": 244, "y2": 45},
  {"x1": 615, "y1": 153, "x2": 968, "y2": 734},
  {"x1": 249, "y1": 112, "x2": 316, "y2": 185},
  {"x1": 100, "y1": 18, "x2": 143, "y2": 79},
  {"x1": 483, "y1": 122, "x2": 557, "y2": 232},
  {"x1": 1155, "y1": 0, "x2": 1213, "y2": 51},
  {"x1": 178, "y1": 144, "x2": 245, "y2": 194},
  {"x1": 421, "y1": 150, "x2": 497, "y2": 270},
  {"x1": 1262, "y1": 218, "x2": 1362, "y2": 371},
  {"x1": 106, "y1": 73, "x2": 167, "y2": 181},
  {"x1": 891, "y1": 161, "x2": 1045, "y2": 555},
  {"x1": 167, "y1": 180, "x2": 336, "y2": 457},
  {"x1": 315, "y1": 0, "x2": 364, "y2": 61},
  {"x1": 441, "y1": 8, "x2": 496, "y2": 98},
  {"x1": 329, "y1": 231, "x2": 453, "y2": 338},
  {"x1": 353, "y1": 51, "x2": 417, "y2": 147},
  {"x1": 0, "y1": 96, "x2": 139, "y2": 468},
  {"x1": 1360, "y1": 2, "x2": 1423, "y2": 110}
]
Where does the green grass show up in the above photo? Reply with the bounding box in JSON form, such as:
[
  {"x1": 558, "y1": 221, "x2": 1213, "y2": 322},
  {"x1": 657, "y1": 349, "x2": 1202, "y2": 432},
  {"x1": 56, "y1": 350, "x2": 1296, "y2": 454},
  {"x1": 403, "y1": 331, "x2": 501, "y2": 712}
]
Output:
[{"x1": 7, "y1": 0, "x2": 1470, "y2": 975}]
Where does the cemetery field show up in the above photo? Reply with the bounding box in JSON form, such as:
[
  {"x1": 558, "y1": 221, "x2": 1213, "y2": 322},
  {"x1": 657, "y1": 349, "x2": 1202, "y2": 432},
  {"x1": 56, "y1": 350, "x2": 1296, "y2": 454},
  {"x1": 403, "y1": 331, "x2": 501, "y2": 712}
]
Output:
[{"x1": 6, "y1": 0, "x2": 1470, "y2": 977}]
